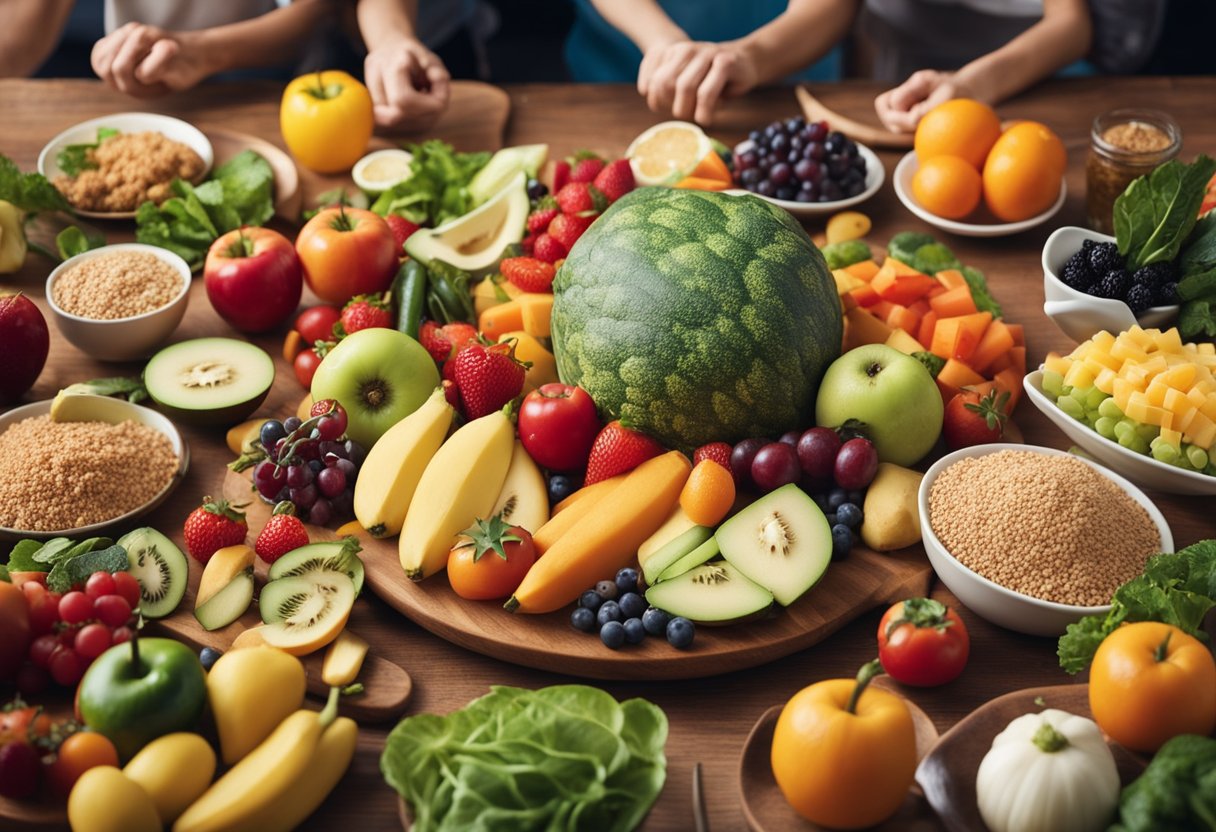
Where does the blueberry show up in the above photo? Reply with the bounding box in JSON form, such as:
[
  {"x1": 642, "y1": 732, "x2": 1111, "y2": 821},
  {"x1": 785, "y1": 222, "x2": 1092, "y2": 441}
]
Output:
[
  {"x1": 615, "y1": 567, "x2": 639, "y2": 594},
  {"x1": 666, "y1": 617, "x2": 696, "y2": 650},
  {"x1": 828, "y1": 488, "x2": 848, "y2": 510},
  {"x1": 308, "y1": 459, "x2": 324, "y2": 473},
  {"x1": 812, "y1": 493, "x2": 830, "y2": 513},
  {"x1": 740, "y1": 167, "x2": 762, "y2": 186},
  {"x1": 259, "y1": 420, "x2": 286, "y2": 454},
  {"x1": 526, "y1": 178, "x2": 549, "y2": 200},
  {"x1": 831, "y1": 524, "x2": 854, "y2": 560},
  {"x1": 199, "y1": 647, "x2": 222, "y2": 671},
  {"x1": 623, "y1": 618, "x2": 646, "y2": 644},
  {"x1": 836, "y1": 502, "x2": 863, "y2": 528},
  {"x1": 825, "y1": 512, "x2": 837, "y2": 526},
  {"x1": 579, "y1": 589, "x2": 603, "y2": 611},
  {"x1": 600, "y1": 620, "x2": 626, "y2": 649},
  {"x1": 847, "y1": 489, "x2": 864, "y2": 504},
  {"x1": 595, "y1": 580, "x2": 618, "y2": 600},
  {"x1": 618, "y1": 592, "x2": 646, "y2": 619},
  {"x1": 642, "y1": 607, "x2": 671, "y2": 636},
  {"x1": 571, "y1": 607, "x2": 596, "y2": 632},
  {"x1": 775, "y1": 186, "x2": 797, "y2": 202},
  {"x1": 596, "y1": 600, "x2": 622, "y2": 626},
  {"x1": 548, "y1": 475, "x2": 577, "y2": 505}
]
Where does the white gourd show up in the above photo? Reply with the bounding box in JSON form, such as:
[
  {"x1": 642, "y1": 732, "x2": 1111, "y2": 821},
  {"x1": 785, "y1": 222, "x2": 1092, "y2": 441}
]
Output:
[{"x1": 976, "y1": 708, "x2": 1120, "y2": 832}]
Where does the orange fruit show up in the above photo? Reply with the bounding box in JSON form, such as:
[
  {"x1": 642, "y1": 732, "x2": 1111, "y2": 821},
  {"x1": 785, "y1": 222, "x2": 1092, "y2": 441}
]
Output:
[
  {"x1": 914, "y1": 99, "x2": 1002, "y2": 169},
  {"x1": 982, "y1": 121, "x2": 1066, "y2": 222},
  {"x1": 911, "y1": 155, "x2": 983, "y2": 220},
  {"x1": 679, "y1": 459, "x2": 736, "y2": 526}
]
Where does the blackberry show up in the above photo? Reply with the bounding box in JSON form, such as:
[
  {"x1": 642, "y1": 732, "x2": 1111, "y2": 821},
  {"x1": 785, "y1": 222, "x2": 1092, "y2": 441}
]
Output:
[
  {"x1": 1060, "y1": 250, "x2": 1093, "y2": 291},
  {"x1": 1093, "y1": 268, "x2": 1131, "y2": 300},
  {"x1": 1132, "y1": 262, "x2": 1175, "y2": 287},
  {"x1": 1081, "y1": 238, "x2": 1097, "y2": 252},
  {"x1": 1087, "y1": 242, "x2": 1123, "y2": 275},
  {"x1": 1126, "y1": 283, "x2": 1155, "y2": 316},
  {"x1": 1157, "y1": 281, "x2": 1180, "y2": 305}
]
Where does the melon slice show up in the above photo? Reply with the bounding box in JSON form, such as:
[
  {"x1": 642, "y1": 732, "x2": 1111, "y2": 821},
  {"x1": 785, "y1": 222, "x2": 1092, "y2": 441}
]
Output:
[
  {"x1": 645, "y1": 562, "x2": 773, "y2": 624},
  {"x1": 405, "y1": 172, "x2": 529, "y2": 276}
]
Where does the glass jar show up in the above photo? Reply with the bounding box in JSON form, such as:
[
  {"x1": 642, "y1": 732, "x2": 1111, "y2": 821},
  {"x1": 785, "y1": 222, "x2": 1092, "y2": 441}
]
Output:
[{"x1": 1087, "y1": 109, "x2": 1181, "y2": 235}]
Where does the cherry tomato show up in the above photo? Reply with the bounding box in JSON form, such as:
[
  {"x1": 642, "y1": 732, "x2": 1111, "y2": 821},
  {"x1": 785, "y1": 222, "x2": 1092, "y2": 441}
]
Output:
[
  {"x1": 447, "y1": 518, "x2": 536, "y2": 601},
  {"x1": 294, "y1": 347, "x2": 324, "y2": 389},
  {"x1": 0, "y1": 705, "x2": 52, "y2": 746},
  {"x1": 111, "y1": 571, "x2": 142, "y2": 609},
  {"x1": 877, "y1": 598, "x2": 969, "y2": 687},
  {"x1": 46, "y1": 731, "x2": 119, "y2": 796},
  {"x1": 517, "y1": 384, "x2": 601, "y2": 471},
  {"x1": 295, "y1": 305, "x2": 341, "y2": 344}
]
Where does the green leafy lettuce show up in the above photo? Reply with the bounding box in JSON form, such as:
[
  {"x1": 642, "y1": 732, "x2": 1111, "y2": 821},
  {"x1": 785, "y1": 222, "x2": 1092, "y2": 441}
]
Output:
[
  {"x1": 1058, "y1": 539, "x2": 1216, "y2": 674},
  {"x1": 370, "y1": 140, "x2": 490, "y2": 227},
  {"x1": 1115, "y1": 155, "x2": 1216, "y2": 271},
  {"x1": 381, "y1": 685, "x2": 667, "y2": 831},
  {"x1": 1178, "y1": 207, "x2": 1216, "y2": 340},
  {"x1": 56, "y1": 127, "x2": 119, "y2": 177},
  {"x1": 1111, "y1": 735, "x2": 1216, "y2": 832},
  {"x1": 0, "y1": 155, "x2": 70, "y2": 215},
  {"x1": 885, "y1": 231, "x2": 1002, "y2": 318},
  {"x1": 819, "y1": 240, "x2": 871, "y2": 270}
]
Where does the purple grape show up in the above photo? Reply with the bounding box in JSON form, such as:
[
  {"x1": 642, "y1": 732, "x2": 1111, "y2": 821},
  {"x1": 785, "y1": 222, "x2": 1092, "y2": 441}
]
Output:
[
  {"x1": 286, "y1": 464, "x2": 313, "y2": 488},
  {"x1": 344, "y1": 440, "x2": 366, "y2": 467},
  {"x1": 797, "y1": 427, "x2": 841, "y2": 483},
  {"x1": 789, "y1": 134, "x2": 805, "y2": 152},
  {"x1": 835, "y1": 438, "x2": 879, "y2": 490},
  {"x1": 771, "y1": 133, "x2": 789, "y2": 153},
  {"x1": 730, "y1": 438, "x2": 766, "y2": 490},
  {"x1": 329, "y1": 489, "x2": 354, "y2": 518},
  {"x1": 283, "y1": 416, "x2": 302, "y2": 433},
  {"x1": 786, "y1": 150, "x2": 801, "y2": 165},
  {"x1": 317, "y1": 466, "x2": 347, "y2": 498},
  {"x1": 785, "y1": 117, "x2": 804, "y2": 133},
  {"x1": 318, "y1": 440, "x2": 343, "y2": 459},
  {"x1": 807, "y1": 121, "x2": 828, "y2": 142},
  {"x1": 335, "y1": 458, "x2": 358, "y2": 479},
  {"x1": 756, "y1": 180, "x2": 776, "y2": 197},
  {"x1": 290, "y1": 483, "x2": 318, "y2": 509},
  {"x1": 806, "y1": 142, "x2": 826, "y2": 162},
  {"x1": 794, "y1": 159, "x2": 819, "y2": 182},
  {"x1": 827, "y1": 155, "x2": 850, "y2": 179},
  {"x1": 770, "y1": 163, "x2": 792, "y2": 185},
  {"x1": 253, "y1": 461, "x2": 287, "y2": 500},
  {"x1": 740, "y1": 168, "x2": 762, "y2": 187},
  {"x1": 795, "y1": 189, "x2": 815, "y2": 203},
  {"x1": 775, "y1": 186, "x2": 797, "y2": 201},
  {"x1": 820, "y1": 180, "x2": 843, "y2": 201},
  {"x1": 308, "y1": 498, "x2": 332, "y2": 526},
  {"x1": 751, "y1": 442, "x2": 801, "y2": 492},
  {"x1": 737, "y1": 150, "x2": 759, "y2": 170},
  {"x1": 779, "y1": 430, "x2": 801, "y2": 447},
  {"x1": 273, "y1": 437, "x2": 288, "y2": 460},
  {"x1": 295, "y1": 440, "x2": 320, "y2": 461}
]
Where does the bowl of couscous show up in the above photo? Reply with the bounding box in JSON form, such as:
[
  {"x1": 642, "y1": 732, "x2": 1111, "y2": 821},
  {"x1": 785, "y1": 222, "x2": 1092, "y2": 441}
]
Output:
[
  {"x1": 46, "y1": 243, "x2": 192, "y2": 362},
  {"x1": 917, "y1": 443, "x2": 1173, "y2": 636}
]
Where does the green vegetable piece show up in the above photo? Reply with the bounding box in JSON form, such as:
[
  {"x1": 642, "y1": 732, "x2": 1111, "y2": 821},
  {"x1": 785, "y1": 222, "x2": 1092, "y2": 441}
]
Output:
[
  {"x1": 961, "y1": 266, "x2": 1003, "y2": 319},
  {"x1": 46, "y1": 544, "x2": 129, "y2": 593},
  {"x1": 60, "y1": 375, "x2": 148, "y2": 403},
  {"x1": 0, "y1": 564, "x2": 8, "y2": 583},
  {"x1": 886, "y1": 232, "x2": 938, "y2": 269},
  {"x1": 1179, "y1": 299, "x2": 1216, "y2": 340},
  {"x1": 0, "y1": 155, "x2": 70, "y2": 215},
  {"x1": 820, "y1": 240, "x2": 872, "y2": 270},
  {"x1": 1181, "y1": 211, "x2": 1216, "y2": 274},
  {"x1": 31, "y1": 537, "x2": 75, "y2": 564},
  {"x1": 1178, "y1": 266, "x2": 1216, "y2": 302},
  {"x1": 370, "y1": 140, "x2": 490, "y2": 227},
  {"x1": 55, "y1": 225, "x2": 106, "y2": 259},
  {"x1": 1114, "y1": 155, "x2": 1216, "y2": 271},
  {"x1": 6, "y1": 539, "x2": 48, "y2": 574},
  {"x1": 1110, "y1": 734, "x2": 1216, "y2": 832},
  {"x1": 912, "y1": 351, "x2": 946, "y2": 379},
  {"x1": 911, "y1": 242, "x2": 962, "y2": 274}
]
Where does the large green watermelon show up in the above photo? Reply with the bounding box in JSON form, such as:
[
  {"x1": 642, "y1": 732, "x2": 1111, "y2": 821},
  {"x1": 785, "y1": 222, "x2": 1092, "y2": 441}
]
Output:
[{"x1": 551, "y1": 187, "x2": 842, "y2": 452}]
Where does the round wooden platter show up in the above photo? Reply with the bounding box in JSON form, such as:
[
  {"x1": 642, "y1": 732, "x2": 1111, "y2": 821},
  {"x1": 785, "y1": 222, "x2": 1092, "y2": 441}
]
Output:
[
  {"x1": 225, "y1": 472, "x2": 934, "y2": 681},
  {"x1": 914, "y1": 684, "x2": 1148, "y2": 832},
  {"x1": 738, "y1": 678, "x2": 940, "y2": 832}
]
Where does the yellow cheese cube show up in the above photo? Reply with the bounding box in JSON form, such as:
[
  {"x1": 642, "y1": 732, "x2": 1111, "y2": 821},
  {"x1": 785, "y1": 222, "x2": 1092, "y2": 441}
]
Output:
[
  {"x1": 1197, "y1": 342, "x2": 1216, "y2": 356},
  {"x1": 1125, "y1": 392, "x2": 1151, "y2": 423},
  {"x1": 1154, "y1": 328, "x2": 1184, "y2": 353},
  {"x1": 1175, "y1": 406, "x2": 1199, "y2": 433},
  {"x1": 1187, "y1": 386, "x2": 1209, "y2": 411},
  {"x1": 1111, "y1": 339, "x2": 1149, "y2": 364},
  {"x1": 1160, "y1": 364, "x2": 1198, "y2": 390},
  {"x1": 1185, "y1": 412, "x2": 1216, "y2": 449},
  {"x1": 1092, "y1": 330, "x2": 1117, "y2": 352},
  {"x1": 1094, "y1": 368, "x2": 1118, "y2": 394},
  {"x1": 1163, "y1": 387, "x2": 1190, "y2": 414},
  {"x1": 1112, "y1": 378, "x2": 1136, "y2": 411},
  {"x1": 1064, "y1": 362, "x2": 1095, "y2": 389}
]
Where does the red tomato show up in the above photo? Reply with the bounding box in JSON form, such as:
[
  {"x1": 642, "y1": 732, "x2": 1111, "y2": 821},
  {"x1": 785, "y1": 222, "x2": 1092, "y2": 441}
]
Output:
[
  {"x1": 295, "y1": 305, "x2": 341, "y2": 344},
  {"x1": 295, "y1": 207, "x2": 398, "y2": 304},
  {"x1": 447, "y1": 518, "x2": 536, "y2": 601},
  {"x1": 0, "y1": 706, "x2": 52, "y2": 747},
  {"x1": 877, "y1": 598, "x2": 969, "y2": 686},
  {"x1": 46, "y1": 731, "x2": 119, "y2": 796},
  {"x1": 294, "y1": 347, "x2": 324, "y2": 388},
  {"x1": 517, "y1": 384, "x2": 601, "y2": 471},
  {"x1": 0, "y1": 581, "x2": 30, "y2": 682}
]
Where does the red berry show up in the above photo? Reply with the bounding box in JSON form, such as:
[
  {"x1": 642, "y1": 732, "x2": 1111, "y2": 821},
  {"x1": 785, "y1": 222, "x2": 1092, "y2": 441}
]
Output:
[
  {"x1": 592, "y1": 159, "x2": 636, "y2": 202},
  {"x1": 111, "y1": 626, "x2": 133, "y2": 645},
  {"x1": 94, "y1": 594, "x2": 132, "y2": 628},
  {"x1": 570, "y1": 155, "x2": 606, "y2": 183},
  {"x1": 533, "y1": 234, "x2": 567, "y2": 264},
  {"x1": 526, "y1": 198, "x2": 559, "y2": 234},
  {"x1": 451, "y1": 343, "x2": 528, "y2": 420},
  {"x1": 84, "y1": 571, "x2": 116, "y2": 600},
  {"x1": 547, "y1": 213, "x2": 594, "y2": 251},
  {"x1": 555, "y1": 182, "x2": 606, "y2": 215},
  {"x1": 0, "y1": 740, "x2": 41, "y2": 799},
  {"x1": 383, "y1": 214, "x2": 420, "y2": 250},
  {"x1": 183, "y1": 498, "x2": 248, "y2": 564},
  {"x1": 74, "y1": 623, "x2": 112, "y2": 661},
  {"x1": 584, "y1": 421, "x2": 665, "y2": 486},
  {"x1": 255, "y1": 507, "x2": 311, "y2": 562},
  {"x1": 29, "y1": 634, "x2": 59, "y2": 669},
  {"x1": 693, "y1": 442, "x2": 734, "y2": 478},
  {"x1": 58, "y1": 591, "x2": 93, "y2": 625},
  {"x1": 499, "y1": 257, "x2": 556, "y2": 293},
  {"x1": 112, "y1": 572, "x2": 142, "y2": 608},
  {"x1": 552, "y1": 160, "x2": 571, "y2": 192},
  {"x1": 48, "y1": 647, "x2": 84, "y2": 687},
  {"x1": 15, "y1": 663, "x2": 49, "y2": 698}
]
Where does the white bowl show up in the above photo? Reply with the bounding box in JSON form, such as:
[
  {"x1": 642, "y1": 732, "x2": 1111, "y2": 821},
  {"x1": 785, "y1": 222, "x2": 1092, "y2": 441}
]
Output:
[
  {"x1": 1023, "y1": 369, "x2": 1216, "y2": 496},
  {"x1": 725, "y1": 142, "x2": 884, "y2": 218},
  {"x1": 0, "y1": 396, "x2": 189, "y2": 541},
  {"x1": 46, "y1": 243, "x2": 192, "y2": 362},
  {"x1": 38, "y1": 112, "x2": 214, "y2": 219},
  {"x1": 918, "y1": 442, "x2": 1173, "y2": 636},
  {"x1": 893, "y1": 151, "x2": 1065, "y2": 237},
  {"x1": 1041, "y1": 225, "x2": 1179, "y2": 342}
]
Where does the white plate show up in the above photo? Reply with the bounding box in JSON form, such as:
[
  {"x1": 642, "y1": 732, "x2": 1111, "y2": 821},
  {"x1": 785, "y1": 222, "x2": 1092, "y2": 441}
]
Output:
[
  {"x1": 1023, "y1": 369, "x2": 1216, "y2": 496},
  {"x1": 726, "y1": 142, "x2": 884, "y2": 218},
  {"x1": 38, "y1": 112, "x2": 214, "y2": 219},
  {"x1": 893, "y1": 151, "x2": 1066, "y2": 237},
  {"x1": 0, "y1": 397, "x2": 190, "y2": 541}
]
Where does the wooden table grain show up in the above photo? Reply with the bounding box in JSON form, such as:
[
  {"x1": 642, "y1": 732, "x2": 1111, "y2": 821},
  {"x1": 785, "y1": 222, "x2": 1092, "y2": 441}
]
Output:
[{"x1": 1, "y1": 77, "x2": 1213, "y2": 832}]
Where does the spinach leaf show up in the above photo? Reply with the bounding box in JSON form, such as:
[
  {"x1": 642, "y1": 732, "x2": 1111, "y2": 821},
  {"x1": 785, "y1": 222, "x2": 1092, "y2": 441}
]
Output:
[
  {"x1": 56, "y1": 127, "x2": 119, "y2": 177},
  {"x1": 6, "y1": 539, "x2": 48, "y2": 573},
  {"x1": 961, "y1": 266, "x2": 1003, "y2": 318},
  {"x1": 1181, "y1": 211, "x2": 1216, "y2": 274},
  {"x1": 1180, "y1": 299, "x2": 1216, "y2": 340},
  {"x1": 46, "y1": 544, "x2": 128, "y2": 593},
  {"x1": 913, "y1": 351, "x2": 946, "y2": 378},
  {"x1": 1111, "y1": 735, "x2": 1216, "y2": 832},
  {"x1": 1114, "y1": 155, "x2": 1216, "y2": 271},
  {"x1": 0, "y1": 155, "x2": 70, "y2": 215},
  {"x1": 886, "y1": 231, "x2": 937, "y2": 268}
]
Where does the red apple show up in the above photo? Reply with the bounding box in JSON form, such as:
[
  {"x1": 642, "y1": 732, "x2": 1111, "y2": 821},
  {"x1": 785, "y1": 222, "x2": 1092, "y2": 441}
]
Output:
[
  {"x1": 0, "y1": 293, "x2": 48, "y2": 402},
  {"x1": 204, "y1": 227, "x2": 303, "y2": 333}
]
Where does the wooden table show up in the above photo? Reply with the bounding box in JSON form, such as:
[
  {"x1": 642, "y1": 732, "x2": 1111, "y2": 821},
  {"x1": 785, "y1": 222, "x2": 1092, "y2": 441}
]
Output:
[{"x1": 1, "y1": 77, "x2": 1212, "y2": 832}]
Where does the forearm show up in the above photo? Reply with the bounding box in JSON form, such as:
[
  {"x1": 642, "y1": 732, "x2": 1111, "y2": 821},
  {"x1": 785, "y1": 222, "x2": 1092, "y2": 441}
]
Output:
[
  {"x1": 356, "y1": 0, "x2": 420, "y2": 51},
  {"x1": 0, "y1": 0, "x2": 75, "y2": 77},
  {"x1": 587, "y1": 0, "x2": 686, "y2": 53},
  {"x1": 193, "y1": 0, "x2": 334, "y2": 74},
  {"x1": 732, "y1": 0, "x2": 858, "y2": 85}
]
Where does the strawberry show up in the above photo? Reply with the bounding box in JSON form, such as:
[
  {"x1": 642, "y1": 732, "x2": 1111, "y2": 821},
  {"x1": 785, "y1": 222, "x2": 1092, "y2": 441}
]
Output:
[
  {"x1": 442, "y1": 378, "x2": 463, "y2": 413},
  {"x1": 556, "y1": 182, "x2": 607, "y2": 216},
  {"x1": 441, "y1": 322, "x2": 478, "y2": 355},
  {"x1": 526, "y1": 197, "x2": 559, "y2": 234},
  {"x1": 384, "y1": 214, "x2": 419, "y2": 251},
  {"x1": 551, "y1": 160, "x2": 571, "y2": 193},
  {"x1": 943, "y1": 388, "x2": 1010, "y2": 450},
  {"x1": 693, "y1": 442, "x2": 734, "y2": 476},
  {"x1": 533, "y1": 233, "x2": 567, "y2": 264},
  {"x1": 255, "y1": 502, "x2": 310, "y2": 564},
  {"x1": 584, "y1": 420, "x2": 665, "y2": 485},
  {"x1": 500, "y1": 257, "x2": 556, "y2": 293},
  {"x1": 547, "y1": 213, "x2": 594, "y2": 251},
  {"x1": 520, "y1": 234, "x2": 536, "y2": 256},
  {"x1": 419, "y1": 321, "x2": 450, "y2": 361},
  {"x1": 337, "y1": 294, "x2": 392, "y2": 336},
  {"x1": 452, "y1": 342, "x2": 528, "y2": 419},
  {"x1": 593, "y1": 159, "x2": 635, "y2": 203},
  {"x1": 183, "y1": 497, "x2": 248, "y2": 564},
  {"x1": 570, "y1": 155, "x2": 606, "y2": 183}
]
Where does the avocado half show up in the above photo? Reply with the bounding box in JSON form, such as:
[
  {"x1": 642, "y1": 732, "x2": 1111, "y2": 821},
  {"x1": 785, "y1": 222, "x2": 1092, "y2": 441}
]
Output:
[
  {"x1": 144, "y1": 337, "x2": 275, "y2": 428},
  {"x1": 405, "y1": 171, "x2": 529, "y2": 278}
]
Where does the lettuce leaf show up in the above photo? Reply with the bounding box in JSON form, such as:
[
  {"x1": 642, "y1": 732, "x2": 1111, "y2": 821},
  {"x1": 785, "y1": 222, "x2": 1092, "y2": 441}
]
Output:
[
  {"x1": 1114, "y1": 155, "x2": 1216, "y2": 271},
  {"x1": 370, "y1": 140, "x2": 489, "y2": 227},
  {"x1": 0, "y1": 155, "x2": 69, "y2": 215},
  {"x1": 1111, "y1": 735, "x2": 1216, "y2": 832}
]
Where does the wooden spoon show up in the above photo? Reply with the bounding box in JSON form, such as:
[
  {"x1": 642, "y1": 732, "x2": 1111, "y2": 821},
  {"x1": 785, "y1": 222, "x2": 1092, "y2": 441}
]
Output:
[{"x1": 796, "y1": 86, "x2": 913, "y2": 149}]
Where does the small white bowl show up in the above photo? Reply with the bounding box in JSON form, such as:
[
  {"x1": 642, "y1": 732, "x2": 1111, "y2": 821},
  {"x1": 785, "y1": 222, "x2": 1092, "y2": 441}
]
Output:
[
  {"x1": 725, "y1": 142, "x2": 884, "y2": 218},
  {"x1": 918, "y1": 442, "x2": 1173, "y2": 636},
  {"x1": 0, "y1": 396, "x2": 189, "y2": 541},
  {"x1": 1041, "y1": 225, "x2": 1179, "y2": 342},
  {"x1": 893, "y1": 151, "x2": 1066, "y2": 237},
  {"x1": 46, "y1": 243, "x2": 192, "y2": 362},
  {"x1": 1023, "y1": 369, "x2": 1216, "y2": 496},
  {"x1": 38, "y1": 112, "x2": 214, "y2": 219}
]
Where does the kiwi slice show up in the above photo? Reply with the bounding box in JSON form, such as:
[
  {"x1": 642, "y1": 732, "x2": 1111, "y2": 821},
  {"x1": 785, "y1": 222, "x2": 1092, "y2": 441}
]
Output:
[
  {"x1": 656, "y1": 536, "x2": 720, "y2": 584},
  {"x1": 267, "y1": 539, "x2": 364, "y2": 595},
  {"x1": 194, "y1": 569, "x2": 254, "y2": 631},
  {"x1": 116, "y1": 527, "x2": 188, "y2": 618},
  {"x1": 257, "y1": 572, "x2": 355, "y2": 655}
]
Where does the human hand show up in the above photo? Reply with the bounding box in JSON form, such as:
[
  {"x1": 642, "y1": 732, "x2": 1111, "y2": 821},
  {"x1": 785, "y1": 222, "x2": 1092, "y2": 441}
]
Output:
[
  {"x1": 874, "y1": 70, "x2": 974, "y2": 133},
  {"x1": 638, "y1": 40, "x2": 758, "y2": 125},
  {"x1": 91, "y1": 22, "x2": 213, "y2": 98},
  {"x1": 364, "y1": 37, "x2": 451, "y2": 131}
]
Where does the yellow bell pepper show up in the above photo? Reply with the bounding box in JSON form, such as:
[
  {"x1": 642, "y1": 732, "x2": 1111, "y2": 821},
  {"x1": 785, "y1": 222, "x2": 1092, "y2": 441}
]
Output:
[
  {"x1": 280, "y1": 70, "x2": 374, "y2": 174},
  {"x1": 0, "y1": 200, "x2": 27, "y2": 273}
]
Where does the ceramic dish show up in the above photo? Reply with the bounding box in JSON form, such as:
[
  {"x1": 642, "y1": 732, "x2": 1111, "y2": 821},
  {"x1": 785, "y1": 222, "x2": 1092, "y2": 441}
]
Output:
[
  {"x1": 38, "y1": 112, "x2": 214, "y2": 219},
  {"x1": 916, "y1": 684, "x2": 1147, "y2": 832},
  {"x1": 204, "y1": 126, "x2": 301, "y2": 222},
  {"x1": 1041, "y1": 225, "x2": 1178, "y2": 342},
  {"x1": 45, "y1": 243, "x2": 192, "y2": 362},
  {"x1": 1023, "y1": 370, "x2": 1216, "y2": 495},
  {"x1": 918, "y1": 443, "x2": 1173, "y2": 636},
  {"x1": 894, "y1": 151, "x2": 1065, "y2": 237},
  {"x1": 0, "y1": 396, "x2": 189, "y2": 542},
  {"x1": 725, "y1": 142, "x2": 884, "y2": 218}
]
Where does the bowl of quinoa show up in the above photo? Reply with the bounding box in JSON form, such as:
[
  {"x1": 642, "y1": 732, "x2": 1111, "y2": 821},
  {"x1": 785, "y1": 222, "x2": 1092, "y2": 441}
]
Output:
[
  {"x1": 46, "y1": 243, "x2": 191, "y2": 361},
  {"x1": 0, "y1": 396, "x2": 188, "y2": 540},
  {"x1": 918, "y1": 444, "x2": 1172, "y2": 636}
]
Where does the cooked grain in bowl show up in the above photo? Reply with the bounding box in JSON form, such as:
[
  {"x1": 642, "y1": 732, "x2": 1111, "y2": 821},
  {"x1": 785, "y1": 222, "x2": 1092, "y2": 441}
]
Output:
[
  {"x1": 927, "y1": 449, "x2": 1160, "y2": 606},
  {"x1": 0, "y1": 416, "x2": 179, "y2": 531},
  {"x1": 53, "y1": 131, "x2": 205, "y2": 213},
  {"x1": 53, "y1": 250, "x2": 183, "y2": 320}
]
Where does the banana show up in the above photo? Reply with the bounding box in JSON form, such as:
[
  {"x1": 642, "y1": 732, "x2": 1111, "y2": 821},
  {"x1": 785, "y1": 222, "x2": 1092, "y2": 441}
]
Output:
[
  {"x1": 322, "y1": 630, "x2": 368, "y2": 686},
  {"x1": 399, "y1": 409, "x2": 514, "y2": 580},
  {"x1": 489, "y1": 441, "x2": 550, "y2": 533},
  {"x1": 354, "y1": 388, "x2": 454, "y2": 538}
]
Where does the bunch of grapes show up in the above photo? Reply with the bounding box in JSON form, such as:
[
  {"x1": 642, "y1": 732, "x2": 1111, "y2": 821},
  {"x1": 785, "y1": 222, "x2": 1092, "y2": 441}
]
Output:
[
  {"x1": 250, "y1": 400, "x2": 364, "y2": 526},
  {"x1": 733, "y1": 117, "x2": 869, "y2": 203}
]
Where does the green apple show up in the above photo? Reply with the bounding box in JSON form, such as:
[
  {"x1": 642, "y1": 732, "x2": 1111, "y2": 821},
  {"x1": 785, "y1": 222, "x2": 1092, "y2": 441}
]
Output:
[
  {"x1": 77, "y1": 636, "x2": 207, "y2": 761},
  {"x1": 814, "y1": 344, "x2": 943, "y2": 467},
  {"x1": 310, "y1": 328, "x2": 440, "y2": 449}
]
